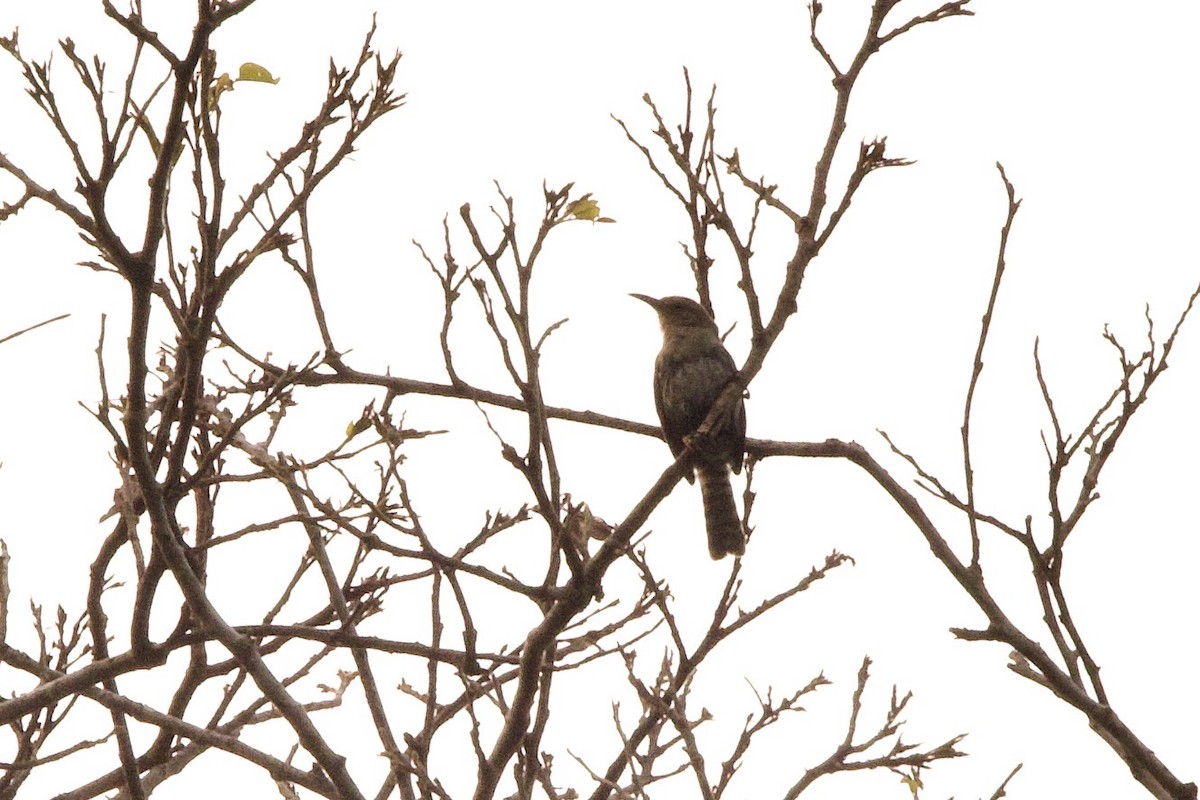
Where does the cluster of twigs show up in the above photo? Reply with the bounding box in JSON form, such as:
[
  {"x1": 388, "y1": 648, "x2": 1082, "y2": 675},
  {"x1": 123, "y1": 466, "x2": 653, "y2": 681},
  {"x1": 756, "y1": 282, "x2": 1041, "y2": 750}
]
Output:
[{"x1": 0, "y1": 1, "x2": 1194, "y2": 800}]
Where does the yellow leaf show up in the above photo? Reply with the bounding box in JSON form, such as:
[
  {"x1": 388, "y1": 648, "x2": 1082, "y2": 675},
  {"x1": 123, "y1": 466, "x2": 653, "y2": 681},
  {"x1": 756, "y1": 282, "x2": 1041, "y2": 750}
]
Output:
[
  {"x1": 898, "y1": 771, "x2": 923, "y2": 797},
  {"x1": 237, "y1": 62, "x2": 280, "y2": 84},
  {"x1": 568, "y1": 198, "x2": 600, "y2": 221}
]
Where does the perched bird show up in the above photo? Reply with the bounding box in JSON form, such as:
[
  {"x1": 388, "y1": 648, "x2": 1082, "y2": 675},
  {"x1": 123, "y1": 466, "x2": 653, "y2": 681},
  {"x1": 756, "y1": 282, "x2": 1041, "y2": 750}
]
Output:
[{"x1": 631, "y1": 294, "x2": 746, "y2": 559}]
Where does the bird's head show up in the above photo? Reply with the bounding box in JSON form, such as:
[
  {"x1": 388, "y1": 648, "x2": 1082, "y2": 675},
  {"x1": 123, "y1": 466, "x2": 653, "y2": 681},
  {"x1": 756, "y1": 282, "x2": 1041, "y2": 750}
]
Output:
[{"x1": 630, "y1": 294, "x2": 717, "y2": 336}]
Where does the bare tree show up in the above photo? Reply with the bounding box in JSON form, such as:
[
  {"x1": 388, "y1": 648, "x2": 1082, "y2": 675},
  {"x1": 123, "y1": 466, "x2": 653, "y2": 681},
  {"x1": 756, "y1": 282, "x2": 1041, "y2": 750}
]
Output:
[{"x1": 0, "y1": 2, "x2": 1194, "y2": 800}]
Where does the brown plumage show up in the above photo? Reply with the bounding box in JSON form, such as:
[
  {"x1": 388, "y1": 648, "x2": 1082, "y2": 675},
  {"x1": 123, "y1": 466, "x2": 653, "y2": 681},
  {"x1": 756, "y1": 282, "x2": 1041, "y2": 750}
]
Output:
[{"x1": 632, "y1": 294, "x2": 746, "y2": 559}]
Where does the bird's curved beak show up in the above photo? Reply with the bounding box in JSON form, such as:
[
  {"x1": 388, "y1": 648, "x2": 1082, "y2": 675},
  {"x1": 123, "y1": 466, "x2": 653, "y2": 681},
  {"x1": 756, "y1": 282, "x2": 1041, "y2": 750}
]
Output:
[{"x1": 629, "y1": 293, "x2": 659, "y2": 309}]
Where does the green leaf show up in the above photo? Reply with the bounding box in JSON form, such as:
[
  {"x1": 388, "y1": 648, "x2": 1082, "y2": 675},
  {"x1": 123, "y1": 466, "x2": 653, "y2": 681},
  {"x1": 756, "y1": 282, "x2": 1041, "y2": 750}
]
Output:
[
  {"x1": 207, "y1": 72, "x2": 235, "y2": 108},
  {"x1": 131, "y1": 106, "x2": 161, "y2": 156},
  {"x1": 237, "y1": 62, "x2": 280, "y2": 84},
  {"x1": 567, "y1": 197, "x2": 600, "y2": 221},
  {"x1": 561, "y1": 199, "x2": 600, "y2": 224}
]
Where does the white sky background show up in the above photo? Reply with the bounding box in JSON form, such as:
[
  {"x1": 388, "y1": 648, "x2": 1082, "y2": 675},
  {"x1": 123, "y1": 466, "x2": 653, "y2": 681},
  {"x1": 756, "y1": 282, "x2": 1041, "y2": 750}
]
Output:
[{"x1": 0, "y1": 1, "x2": 1198, "y2": 798}]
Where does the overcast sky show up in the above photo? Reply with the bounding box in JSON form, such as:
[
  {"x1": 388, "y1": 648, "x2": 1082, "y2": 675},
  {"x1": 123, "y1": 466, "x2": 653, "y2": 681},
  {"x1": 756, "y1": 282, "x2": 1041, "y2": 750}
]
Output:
[{"x1": 1, "y1": 2, "x2": 1198, "y2": 798}]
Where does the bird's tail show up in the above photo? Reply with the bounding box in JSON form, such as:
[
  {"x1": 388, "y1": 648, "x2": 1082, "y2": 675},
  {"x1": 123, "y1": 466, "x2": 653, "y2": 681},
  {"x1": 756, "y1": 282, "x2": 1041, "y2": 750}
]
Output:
[{"x1": 696, "y1": 463, "x2": 745, "y2": 559}]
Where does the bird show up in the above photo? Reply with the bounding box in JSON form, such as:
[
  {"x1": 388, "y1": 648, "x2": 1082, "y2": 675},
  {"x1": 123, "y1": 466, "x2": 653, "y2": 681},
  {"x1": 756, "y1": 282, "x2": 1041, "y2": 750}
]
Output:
[{"x1": 631, "y1": 294, "x2": 746, "y2": 559}]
